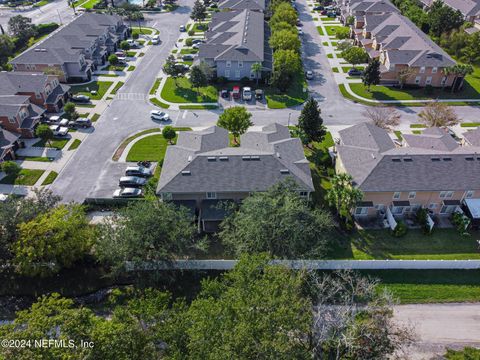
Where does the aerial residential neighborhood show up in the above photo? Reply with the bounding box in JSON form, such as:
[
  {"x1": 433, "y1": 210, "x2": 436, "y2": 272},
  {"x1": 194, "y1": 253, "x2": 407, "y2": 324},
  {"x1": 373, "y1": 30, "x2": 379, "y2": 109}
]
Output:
[{"x1": 0, "y1": 0, "x2": 479, "y2": 357}]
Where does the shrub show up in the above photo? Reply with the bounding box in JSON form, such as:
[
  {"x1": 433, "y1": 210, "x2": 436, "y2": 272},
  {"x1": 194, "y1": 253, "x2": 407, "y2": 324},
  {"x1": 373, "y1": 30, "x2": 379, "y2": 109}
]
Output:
[
  {"x1": 188, "y1": 29, "x2": 195, "y2": 36},
  {"x1": 416, "y1": 208, "x2": 431, "y2": 234},
  {"x1": 132, "y1": 33, "x2": 139, "y2": 39},
  {"x1": 185, "y1": 38, "x2": 193, "y2": 46},
  {"x1": 35, "y1": 22, "x2": 59, "y2": 36},
  {"x1": 120, "y1": 40, "x2": 130, "y2": 50},
  {"x1": 240, "y1": 76, "x2": 251, "y2": 85},
  {"x1": 216, "y1": 76, "x2": 227, "y2": 84},
  {"x1": 1, "y1": 161, "x2": 21, "y2": 178},
  {"x1": 451, "y1": 211, "x2": 470, "y2": 236},
  {"x1": 392, "y1": 221, "x2": 408, "y2": 237}
]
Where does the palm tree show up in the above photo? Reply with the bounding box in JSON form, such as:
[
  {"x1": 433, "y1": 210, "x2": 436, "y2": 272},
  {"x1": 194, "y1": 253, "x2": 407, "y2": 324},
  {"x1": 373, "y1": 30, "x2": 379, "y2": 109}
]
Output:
[
  {"x1": 251, "y1": 62, "x2": 262, "y2": 85},
  {"x1": 326, "y1": 173, "x2": 363, "y2": 226},
  {"x1": 443, "y1": 64, "x2": 474, "y2": 93}
]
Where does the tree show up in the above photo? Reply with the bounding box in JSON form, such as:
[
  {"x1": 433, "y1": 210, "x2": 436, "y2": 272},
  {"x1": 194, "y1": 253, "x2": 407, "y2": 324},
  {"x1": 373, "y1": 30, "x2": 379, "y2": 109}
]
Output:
[
  {"x1": 108, "y1": 53, "x2": 119, "y2": 65},
  {"x1": 396, "y1": 67, "x2": 416, "y2": 89},
  {"x1": 13, "y1": 204, "x2": 93, "y2": 276},
  {"x1": 271, "y1": 49, "x2": 302, "y2": 92},
  {"x1": 428, "y1": 0, "x2": 464, "y2": 37},
  {"x1": 1, "y1": 161, "x2": 21, "y2": 179},
  {"x1": 162, "y1": 126, "x2": 176, "y2": 144},
  {"x1": 163, "y1": 55, "x2": 182, "y2": 85},
  {"x1": 184, "y1": 254, "x2": 313, "y2": 359},
  {"x1": 220, "y1": 180, "x2": 334, "y2": 258},
  {"x1": 335, "y1": 26, "x2": 350, "y2": 39},
  {"x1": 363, "y1": 107, "x2": 400, "y2": 131},
  {"x1": 0, "y1": 34, "x2": 14, "y2": 69},
  {"x1": 35, "y1": 124, "x2": 54, "y2": 146},
  {"x1": 461, "y1": 32, "x2": 480, "y2": 64},
  {"x1": 362, "y1": 58, "x2": 381, "y2": 91},
  {"x1": 217, "y1": 106, "x2": 253, "y2": 144},
  {"x1": 270, "y1": 3, "x2": 298, "y2": 27},
  {"x1": 191, "y1": 0, "x2": 207, "y2": 22},
  {"x1": 63, "y1": 101, "x2": 79, "y2": 120},
  {"x1": 269, "y1": 29, "x2": 301, "y2": 52},
  {"x1": 197, "y1": 60, "x2": 214, "y2": 82},
  {"x1": 8, "y1": 15, "x2": 36, "y2": 43},
  {"x1": 250, "y1": 62, "x2": 263, "y2": 86},
  {"x1": 443, "y1": 64, "x2": 474, "y2": 92},
  {"x1": 120, "y1": 40, "x2": 131, "y2": 51},
  {"x1": 418, "y1": 102, "x2": 459, "y2": 127},
  {"x1": 326, "y1": 173, "x2": 363, "y2": 226},
  {"x1": 298, "y1": 97, "x2": 326, "y2": 146},
  {"x1": 336, "y1": 40, "x2": 353, "y2": 53},
  {"x1": 189, "y1": 65, "x2": 208, "y2": 95},
  {"x1": 341, "y1": 46, "x2": 368, "y2": 69},
  {"x1": 95, "y1": 200, "x2": 198, "y2": 272},
  {"x1": 270, "y1": 20, "x2": 296, "y2": 33}
]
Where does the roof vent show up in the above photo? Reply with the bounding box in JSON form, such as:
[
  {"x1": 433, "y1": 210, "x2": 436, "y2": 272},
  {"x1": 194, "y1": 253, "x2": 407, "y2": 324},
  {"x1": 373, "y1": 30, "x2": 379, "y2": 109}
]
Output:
[
  {"x1": 188, "y1": 155, "x2": 192, "y2": 162},
  {"x1": 443, "y1": 157, "x2": 452, "y2": 161},
  {"x1": 250, "y1": 155, "x2": 260, "y2": 160},
  {"x1": 431, "y1": 157, "x2": 440, "y2": 161},
  {"x1": 280, "y1": 169, "x2": 290, "y2": 174},
  {"x1": 219, "y1": 156, "x2": 229, "y2": 161},
  {"x1": 403, "y1": 157, "x2": 413, "y2": 162},
  {"x1": 276, "y1": 152, "x2": 281, "y2": 158},
  {"x1": 391, "y1": 158, "x2": 401, "y2": 162},
  {"x1": 181, "y1": 170, "x2": 191, "y2": 175},
  {"x1": 466, "y1": 157, "x2": 474, "y2": 161},
  {"x1": 207, "y1": 156, "x2": 216, "y2": 161},
  {"x1": 242, "y1": 156, "x2": 251, "y2": 161}
]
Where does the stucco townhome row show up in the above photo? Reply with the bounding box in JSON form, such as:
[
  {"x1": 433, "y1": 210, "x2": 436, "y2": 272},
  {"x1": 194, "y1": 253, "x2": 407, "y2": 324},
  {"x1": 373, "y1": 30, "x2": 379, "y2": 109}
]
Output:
[
  {"x1": 10, "y1": 13, "x2": 129, "y2": 83},
  {"x1": 335, "y1": 123, "x2": 480, "y2": 221},
  {"x1": 156, "y1": 124, "x2": 314, "y2": 232},
  {"x1": 420, "y1": 0, "x2": 480, "y2": 23},
  {"x1": 337, "y1": 0, "x2": 457, "y2": 87},
  {"x1": 197, "y1": 9, "x2": 272, "y2": 81}
]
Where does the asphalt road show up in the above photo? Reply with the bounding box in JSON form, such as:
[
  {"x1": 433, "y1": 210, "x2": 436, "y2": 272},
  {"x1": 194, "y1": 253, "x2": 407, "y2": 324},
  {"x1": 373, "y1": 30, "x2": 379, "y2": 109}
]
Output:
[{"x1": 394, "y1": 303, "x2": 480, "y2": 359}]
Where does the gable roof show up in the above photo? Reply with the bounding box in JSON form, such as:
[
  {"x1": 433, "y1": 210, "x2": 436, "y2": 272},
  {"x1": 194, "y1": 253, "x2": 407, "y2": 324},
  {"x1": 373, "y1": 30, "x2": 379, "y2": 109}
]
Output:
[
  {"x1": 463, "y1": 127, "x2": 480, "y2": 146},
  {"x1": 402, "y1": 127, "x2": 459, "y2": 151},
  {"x1": 157, "y1": 124, "x2": 314, "y2": 194},
  {"x1": 0, "y1": 129, "x2": 20, "y2": 150},
  {"x1": 218, "y1": 0, "x2": 266, "y2": 11},
  {"x1": 0, "y1": 73, "x2": 49, "y2": 95}
]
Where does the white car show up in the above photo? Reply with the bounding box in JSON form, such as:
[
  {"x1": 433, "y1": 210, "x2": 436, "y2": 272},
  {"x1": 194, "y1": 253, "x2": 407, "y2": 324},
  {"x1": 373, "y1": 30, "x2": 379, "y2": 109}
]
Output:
[
  {"x1": 297, "y1": 27, "x2": 304, "y2": 35},
  {"x1": 113, "y1": 187, "x2": 143, "y2": 198},
  {"x1": 49, "y1": 125, "x2": 69, "y2": 136},
  {"x1": 150, "y1": 110, "x2": 170, "y2": 121},
  {"x1": 242, "y1": 87, "x2": 252, "y2": 101},
  {"x1": 125, "y1": 166, "x2": 153, "y2": 177},
  {"x1": 59, "y1": 118, "x2": 70, "y2": 127},
  {"x1": 151, "y1": 35, "x2": 160, "y2": 44},
  {"x1": 49, "y1": 115, "x2": 61, "y2": 123}
]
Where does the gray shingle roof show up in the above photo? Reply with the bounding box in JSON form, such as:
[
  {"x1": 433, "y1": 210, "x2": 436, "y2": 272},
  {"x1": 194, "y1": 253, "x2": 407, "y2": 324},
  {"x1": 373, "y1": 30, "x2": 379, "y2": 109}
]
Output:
[
  {"x1": 218, "y1": 0, "x2": 265, "y2": 11},
  {"x1": 157, "y1": 124, "x2": 314, "y2": 194},
  {"x1": 338, "y1": 122, "x2": 396, "y2": 152},
  {"x1": 402, "y1": 127, "x2": 459, "y2": 151},
  {"x1": 463, "y1": 127, "x2": 480, "y2": 146},
  {"x1": 0, "y1": 129, "x2": 20, "y2": 149},
  {"x1": 0, "y1": 72, "x2": 47, "y2": 95},
  {"x1": 0, "y1": 95, "x2": 30, "y2": 118}
]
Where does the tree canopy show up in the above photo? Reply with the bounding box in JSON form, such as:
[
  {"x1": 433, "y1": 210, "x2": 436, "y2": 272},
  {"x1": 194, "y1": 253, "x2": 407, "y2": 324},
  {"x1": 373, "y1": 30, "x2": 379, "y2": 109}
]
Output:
[
  {"x1": 418, "y1": 102, "x2": 459, "y2": 127},
  {"x1": 341, "y1": 46, "x2": 368, "y2": 68},
  {"x1": 269, "y1": 29, "x2": 301, "y2": 52},
  {"x1": 271, "y1": 49, "x2": 302, "y2": 91},
  {"x1": 362, "y1": 58, "x2": 381, "y2": 90},
  {"x1": 217, "y1": 106, "x2": 253, "y2": 144},
  {"x1": 298, "y1": 97, "x2": 326, "y2": 145}
]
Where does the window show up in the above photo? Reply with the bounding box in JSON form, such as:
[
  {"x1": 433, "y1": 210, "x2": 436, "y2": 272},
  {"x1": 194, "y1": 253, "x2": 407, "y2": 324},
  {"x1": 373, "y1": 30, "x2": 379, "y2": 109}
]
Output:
[
  {"x1": 393, "y1": 192, "x2": 401, "y2": 199},
  {"x1": 408, "y1": 191, "x2": 416, "y2": 199},
  {"x1": 426, "y1": 76, "x2": 432, "y2": 85},
  {"x1": 440, "y1": 191, "x2": 453, "y2": 199},
  {"x1": 206, "y1": 192, "x2": 217, "y2": 199},
  {"x1": 355, "y1": 207, "x2": 368, "y2": 216},
  {"x1": 235, "y1": 70, "x2": 240, "y2": 79},
  {"x1": 415, "y1": 76, "x2": 421, "y2": 84},
  {"x1": 250, "y1": 72, "x2": 256, "y2": 78},
  {"x1": 429, "y1": 203, "x2": 438, "y2": 209},
  {"x1": 432, "y1": 67, "x2": 438, "y2": 74},
  {"x1": 35, "y1": 93, "x2": 42, "y2": 99},
  {"x1": 420, "y1": 66, "x2": 425, "y2": 73},
  {"x1": 465, "y1": 190, "x2": 474, "y2": 199},
  {"x1": 392, "y1": 206, "x2": 404, "y2": 214},
  {"x1": 224, "y1": 69, "x2": 230, "y2": 78},
  {"x1": 238, "y1": 61, "x2": 243, "y2": 68},
  {"x1": 299, "y1": 191, "x2": 308, "y2": 198},
  {"x1": 226, "y1": 61, "x2": 231, "y2": 68}
]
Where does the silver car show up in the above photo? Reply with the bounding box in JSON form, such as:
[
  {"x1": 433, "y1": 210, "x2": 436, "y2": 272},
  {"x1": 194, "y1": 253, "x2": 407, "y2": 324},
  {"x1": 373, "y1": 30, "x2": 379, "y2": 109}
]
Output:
[
  {"x1": 125, "y1": 166, "x2": 153, "y2": 177},
  {"x1": 119, "y1": 176, "x2": 147, "y2": 187},
  {"x1": 113, "y1": 187, "x2": 143, "y2": 198}
]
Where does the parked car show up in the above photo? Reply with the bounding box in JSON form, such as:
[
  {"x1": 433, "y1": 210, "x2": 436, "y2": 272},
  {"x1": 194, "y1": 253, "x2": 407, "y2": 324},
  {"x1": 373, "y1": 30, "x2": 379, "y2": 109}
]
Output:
[
  {"x1": 150, "y1": 110, "x2": 170, "y2": 121},
  {"x1": 242, "y1": 87, "x2": 252, "y2": 101},
  {"x1": 297, "y1": 26, "x2": 304, "y2": 35},
  {"x1": 115, "y1": 51, "x2": 125, "y2": 57},
  {"x1": 255, "y1": 89, "x2": 264, "y2": 100},
  {"x1": 232, "y1": 86, "x2": 241, "y2": 99},
  {"x1": 127, "y1": 39, "x2": 139, "y2": 48},
  {"x1": 192, "y1": 39, "x2": 205, "y2": 44},
  {"x1": 313, "y1": 5, "x2": 324, "y2": 10},
  {"x1": 71, "y1": 94, "x2": 90, "y2": 103},
  {"x1": 305, "y1": 70, "x2": 314, "y2": 80},
  {"x1": 113, "y1": 187, "x2": 143, "y2": 198},
  {"x1": 59, "y1": 118, "x2": 69, "y2": 127},
  {"x1": 174, "y1": 63, "x2": 190, "y2": 72},
  {"x1": 117, "y1": 56, "x2": 127, "y2": 64},
  {"x1": 192, "y1": 43, "x2": 201, "y2": 49},
  {"x1": 296, "y1": 19, "x2": 302, "y2": 26},
  {"x1": 179, "y1": 25, "x2": 186, "y2": 32},
  {"x1": 119, "y1": 176, "x2": 147, "y2": 187},
  {"x1": 49, "y1": 125, "x2": 69, "y2": 136},
  {"x1": 320, "y1": 10, "x2": 328, "y2": 14},
  {"x1": 47, "y1": 115, "x2": 61, "y2": 124},
  {"x1": 182, "y1": 54, "x2": 195, "y2": 61},
  {"x1": 71, "y1": 118, "x2": 92, "y2": 128},
  {"x1": 151, "y1": 35, "x2": 160, "y2": 44},
  {"x1": 221, "y1": 89, "x2": 229, "y2": 99},
  {"x1": 347, "y1": 68, "x2": 363, "y2": 76},
  {"x1": 327, "y1": 12, "x2": 336, "y2": 17},
  {"x1": 125, "y1": 166, "x2": 153, "y2": 177}
]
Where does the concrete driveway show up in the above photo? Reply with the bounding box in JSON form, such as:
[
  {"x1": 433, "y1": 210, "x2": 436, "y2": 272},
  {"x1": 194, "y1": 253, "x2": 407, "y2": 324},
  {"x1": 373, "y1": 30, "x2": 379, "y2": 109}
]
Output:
[{"x1": 394, "y1": 303, "x2": 480, "y2": 359}]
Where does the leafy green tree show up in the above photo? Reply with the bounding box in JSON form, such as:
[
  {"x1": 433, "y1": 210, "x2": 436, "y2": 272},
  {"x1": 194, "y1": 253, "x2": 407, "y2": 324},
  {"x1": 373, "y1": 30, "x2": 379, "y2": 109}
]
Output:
[
  {"x1": 461, "y1": 32, "x2": 480, "y2": 64},
  {"x1": 444, "y1": 63, "x2": 474, "y2": 92},
  {"x1": 63, "y1": 101, "x2": 79, "y2": 120},
  {"x1": 0, "y1": 34, "x2": 14, "y2": 69},
  {"x1": 217, "y1": 106, "x2": 253, "y2": 144},
  {"x1": 8, "y1": 15, "x2": 36, "y2": 43},
  {"x1": 326, "y1": 173, "x2": 363, "y2": 226},
  {"x1": 189, "y1": 65, "x2": 208, "y2": 95},
  {"x1": 184, "y1": 254, "x2": 313, "y2": 359},
  {"x1": 35, "y1": 124, "x2": 54, "y2": 146},
  {"x1": 298, "y1": 97, "x2": 326, "y2": 146},
  {"x1": 163, "y1": 54, "x2": 183, "y2": 85},
  {"x1": 362, "y1": 58, "x2": 381, "y2": 91},
  {"x1": 120, "y1": 40, "x2": 131, "y2": 50},
  {"x1": 95, "y1": 200, "x2": 197, "y2": 272},
  {"x1": 341, "y1": 46, "x2": 368, "y2": 69},
  {"x1": 13, "y1": 204, "x2": 93, "y2": 276},
  {"x1": 270, "y1": 20, "x2": 296, "y2": 33},
  {"x1": 162, "y1": 126, "x2": 176, "y2": 144},
  {"x1": 251, "y1": 62, "x2": 262, "y2": 85},
  {"x1": 269, "y1": 29, "x2": 301, "y2": 52},
  {"x1": 428, "y1": 0, "x2": 464, "y2": 37},
  {"x1": 270, "y1": 2, "x2": 298, "y2": 26},
  {"x1": 108, "y1": 54, "x2": 119, "y2": 65},
  {"x1": 271, "y1": 49, "x2": 302, "y2": 92},
  {"x1": 220, "y1": 180, "x2": 334, "y2": 258},
  {"x1": 191, "y1": 0, "x2": 207, "y2": 22},
  {"x1": 1, "y1": 161, "x2": 21, "y2": 179}
]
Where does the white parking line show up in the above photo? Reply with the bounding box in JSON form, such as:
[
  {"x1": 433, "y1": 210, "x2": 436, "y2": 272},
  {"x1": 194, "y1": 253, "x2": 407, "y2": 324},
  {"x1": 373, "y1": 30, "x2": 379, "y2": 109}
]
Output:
[{"x1": 182, "y1": 110, "x2": 188, "y2": 119}]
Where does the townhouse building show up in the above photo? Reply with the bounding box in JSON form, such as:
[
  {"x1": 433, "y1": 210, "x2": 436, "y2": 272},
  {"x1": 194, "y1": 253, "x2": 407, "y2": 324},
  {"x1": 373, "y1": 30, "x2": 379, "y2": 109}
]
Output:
[
  {"x1": 11, "y1": 13, "x2": 129, "y2": 83},
  {"x1": 0, "y1": 95, "x2": 45, "y2": 138},
  {"x1": 419, "y1": 0, "x2": 480, "y2": 23},
  {"x1": 218, "y1": 0, "x2": 266, "y2": 12}
]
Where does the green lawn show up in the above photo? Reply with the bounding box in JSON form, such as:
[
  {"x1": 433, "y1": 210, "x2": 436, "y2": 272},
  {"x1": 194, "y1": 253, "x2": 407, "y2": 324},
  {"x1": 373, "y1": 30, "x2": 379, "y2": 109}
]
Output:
[
  {"x1": 32, "y1": 0, "x2": 50, "y2": 6},
  {"x1": 412, "y1": 130, "x2": 422, "y2": 134},
  {"x1": 327, "y1": 53, "x2": 333, "y2": 58},
  {"x1": 161, "y1": 77, "x2": 218, "y2": 103},
  {"x1": 41, "y1": 171, "x2": 58, "y2": 185},
  {"x1": 126, "y1": 51, "x2": 137, "y2": 57},
  {"x1": 16, "y1": 156, "x2": 52, "y2": 162},
  {"x1": 113, "y1": 128, "x2": 161, "y2": 161},
  {"x1": 104, "y1": 63, "x2": 127, "y2": 71},
  {"x1": 461, "y1": 122, "x2": 480, "y2": 127},
  {"x1": 127, "y1": 65, "x2": 136, "y2": 71},
  {"x1": 394, "y1": 130, "x2": 402, "y2": 140},
  {"x1": 33, "y1": 138, "x2": 69, "y2": 150},
  {"x1": 324, "y1": 25, "x2": 348, "y2": 36},
  {"x1": 341, "y1": 66, "x2": 364, "y2": 72},
  {"x1": 91, "y1": 113, "x2": 100, "y2": 122},
  {"x1": 68, "y1": 139, "x2": 82, "y2": 150},
  {"x1": 110, "y1": 81, "x2": 124, "y2": 95},
  {"x1": 192, "y1": 22, "x2": 208, "y2": 33},
  {"x1": 316, "y1": 26, "x2": 325, "y2": 36},
  {"x1": 410, "y1": 124, "x2": 427, "y2": 128},
  {"x1": 332, "y1": 67, "x2": 339, "y2": 73},
  {"x1": 80, "y1": 0, "x2": 99, "y2": 9},
  {"x1": 151, "y1": 98, "x2": 170, "y2": 109},
  {"x1": 265, "y1": 73, "x2": 308, "y2": 109},
  {"x1": 131, "y1": 27, "x2": 156, "y2": 36},
  {"x1": 126, "y1": 134, "x2": 174, "y2": 162},
  {"x1": 180, "y1": 48, "x2": 199, "y2": 54},
  {"x1": 0, "y1": 169, "x2": 45, "y2": 185},
  {"x1": 70, "y1": 81, "x2": 113, "y2": 100},
  {"x1": 150, "y1": 78, "x2": 162, "y2": 95}
]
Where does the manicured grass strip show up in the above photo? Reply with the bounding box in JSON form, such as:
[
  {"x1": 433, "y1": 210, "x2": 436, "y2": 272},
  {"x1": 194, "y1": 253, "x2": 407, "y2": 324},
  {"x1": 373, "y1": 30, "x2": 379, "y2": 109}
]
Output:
[
  {"x1": 131, "y1": 27, "x2": 155, "y2": 36},
  {"x1": 91, "y1": 113, "x2": 100, "y2": 122},
  {"x1": 316, "y1": 26, "x2": 325, "y2": 35},
  {"x1": 172, "y1": 127, "x2": 192, "y2": 131},
  {"x1": 150, "y1": 78, "x2": 162, "y2": 95},
  {"x1": 126, "y1": 134, "x2": 174, "y2": 162},
  {"x1": 265, "y1": 72, "x2": 308, "y2": 109},
  {"x1": 70, "y1": 81, "x2": 113, "y2": 100},
  {"x1": 16, "y1": 156, "x2": 53, "y2": 162},
  {"x1": 126, "y1": 51, "x2": 137, "y2": 57},
  {"x1": 324, "y1": 25, "x2": 348, "y2": 36},
  {"x1": 341, "y1": 66, "x2": 364, "y2": 72},
  {"x1": 110, "y1": 81, "x2": 124, "y2": 95},
  {"x1": 171, "y1": 49, "x2": 178, "y2": 54},
  {"x1": 179, "y1": 104, "x2": 218, "y2": 109},
  {"x1": 127, "y1": 65, "x2": 136, "y2": 71},
  {"x1": 80, "y1": 0, "x2": 99, "y2": 9},
  {"x1": 412, "y1": 130, "x2": 422, "y2": 134},
  {"x1": 180, "y1": 48, "x2": 199, "y2": 54},
  {"x1": 104, "y1": 64, "x2": 126, "y2": 71},
  {"x1": 138, "y1": 52, "x2": 145, "y2": 57},
  {"x1": 332, "y1": 67, "x2": 339, "y2": 73},
  {"x1": 461, "y1": 122, "x2": 480, "y2": 127},
  {"x1": 327, "y1": 53, "x2": 333, "y2": 58},
  {"x1": 151, "y1": 98, "x2": 170, "y2": 109},
  {"x1": 113, "y1": 128, "x2": 160, "y2": 161},
  {"x1": 0, "y1": 169, "x2": 45, "y2": 185},
  {"x1": 76, "y1": 104, "x2": 96, "y2": 108},
  {"x1": 394, "y1": 130, "x2": 402, "y2": 140},
  {"x1": 68, "y1": 139, "x2": 82, "y2": 150},
  {"x1": 410, "y1": 124, "x2": 427, "y2": 128},
  {"x1": 33, "y1": 138, "x2": 69, "y2": 150},
  {"x1": 161, "y1": 77, "x2": 218, "y2": 103},
  {"x1": 41, "y1": 171, "x2": 58, "y2": 185}
]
